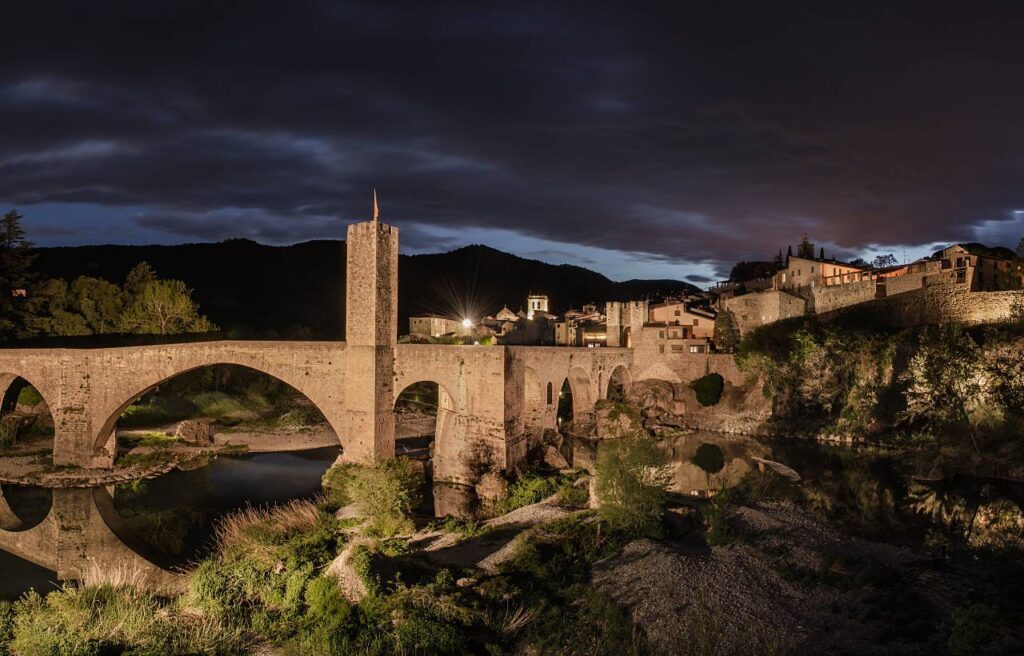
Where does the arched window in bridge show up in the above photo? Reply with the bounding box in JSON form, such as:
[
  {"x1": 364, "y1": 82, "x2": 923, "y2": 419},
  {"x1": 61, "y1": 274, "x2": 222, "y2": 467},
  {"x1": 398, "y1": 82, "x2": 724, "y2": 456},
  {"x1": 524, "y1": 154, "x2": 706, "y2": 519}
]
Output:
[{"x1": 546, "y1": 382, "x2": 553, "y2": 405}]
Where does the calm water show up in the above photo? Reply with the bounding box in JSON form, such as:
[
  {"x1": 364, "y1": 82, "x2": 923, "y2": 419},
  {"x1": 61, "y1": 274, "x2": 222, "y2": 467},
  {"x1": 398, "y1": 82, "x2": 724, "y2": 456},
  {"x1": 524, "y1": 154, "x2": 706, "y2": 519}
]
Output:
[
  {"x1": 3, "y1": 432, "x2": 1020, "y2": 602},
  {"x1": 0, "y1": 447, "x2": 340, "y2": 601}
]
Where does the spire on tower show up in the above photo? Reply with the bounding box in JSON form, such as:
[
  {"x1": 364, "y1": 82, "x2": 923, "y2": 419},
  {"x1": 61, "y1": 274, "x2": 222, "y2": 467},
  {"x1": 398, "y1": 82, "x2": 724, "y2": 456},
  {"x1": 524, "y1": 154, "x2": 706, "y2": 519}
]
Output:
[{"x1": 372, "y1": 189, "x2": 380, "y2": 222}]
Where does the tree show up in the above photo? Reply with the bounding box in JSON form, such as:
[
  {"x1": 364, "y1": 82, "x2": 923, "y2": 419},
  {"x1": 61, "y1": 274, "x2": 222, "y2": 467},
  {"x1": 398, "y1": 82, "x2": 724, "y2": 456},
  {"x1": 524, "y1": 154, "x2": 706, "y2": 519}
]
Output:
[
  {"x1": 713, "y1": 310, "x2": 740, "y2": 353},
  {"x1": 786, "y1": 245, "x2": 793, "y2": 260},
  {"x1": 848, "y1": 257, "x2": 869, "y2": 267},
  {"x1": 119, "y1": 277, "x2": 217, "y2": 334},
  {"x1": 819, "y1": 247, "x2": 825, "y2": 260},
  {"x1": 0, "y1": 210, "x2": 37, "y2": 340},
  {"x1": 595, "y1": 436, "x2": 672, "y2": 537},
  {"x1": 872, "y1": 254, "x2": 898, "y2": 269},
  {"x1": 70, "y1": 276, "x2": 124, "y2": 333},
  {"x1": 772, "y1": 249, "x2": 784, "y2": 270},
  {"x1": 796, "y1": 233, "x2": 815, "y2": 259},
  {"x1": 124, "y1": 262, "x2": 156, "y2": 296}
]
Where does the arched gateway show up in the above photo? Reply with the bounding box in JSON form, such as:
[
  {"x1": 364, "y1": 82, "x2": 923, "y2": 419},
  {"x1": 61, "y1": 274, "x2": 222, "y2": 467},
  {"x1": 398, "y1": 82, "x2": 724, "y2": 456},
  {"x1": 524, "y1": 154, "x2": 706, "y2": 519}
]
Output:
[{"x1": 0, "y1": 214, "x2": 638, "y2": 484}]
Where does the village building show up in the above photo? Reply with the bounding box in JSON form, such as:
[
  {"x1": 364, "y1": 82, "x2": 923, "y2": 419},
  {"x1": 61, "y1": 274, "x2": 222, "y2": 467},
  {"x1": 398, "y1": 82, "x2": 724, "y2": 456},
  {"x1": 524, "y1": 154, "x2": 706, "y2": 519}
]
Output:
[
  {"x1": 408, "y1": 314, "x2": 465, "y2": 338},
  {"x1": 648, "y1": 300, "x2": 717, "y2": 339},
  {"x1": 720, "y1": 241, "x2": 1024, "y2": 335}
]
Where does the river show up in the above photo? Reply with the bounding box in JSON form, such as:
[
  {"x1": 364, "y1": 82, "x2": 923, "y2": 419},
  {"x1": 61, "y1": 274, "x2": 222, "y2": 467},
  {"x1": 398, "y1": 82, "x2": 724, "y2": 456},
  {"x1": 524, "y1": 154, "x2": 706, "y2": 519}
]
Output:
[{"x1": 2, "y1": 432, "x2": 1021, "y2": 603}]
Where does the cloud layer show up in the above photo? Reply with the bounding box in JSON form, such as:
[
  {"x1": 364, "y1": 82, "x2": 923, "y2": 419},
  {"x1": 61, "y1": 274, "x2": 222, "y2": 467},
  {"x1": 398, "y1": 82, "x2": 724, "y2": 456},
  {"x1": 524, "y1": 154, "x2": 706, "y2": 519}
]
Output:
[{"x1": 2, "y1": 1, "x2": 1023, "y2": 280}]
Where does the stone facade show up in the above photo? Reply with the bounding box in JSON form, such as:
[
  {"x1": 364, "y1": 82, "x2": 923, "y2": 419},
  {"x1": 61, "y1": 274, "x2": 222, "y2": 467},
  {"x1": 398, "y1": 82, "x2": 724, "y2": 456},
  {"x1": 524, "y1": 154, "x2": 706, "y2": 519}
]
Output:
[{"x1": 723, "y1": 290, "x2": 806, "y2": 334}]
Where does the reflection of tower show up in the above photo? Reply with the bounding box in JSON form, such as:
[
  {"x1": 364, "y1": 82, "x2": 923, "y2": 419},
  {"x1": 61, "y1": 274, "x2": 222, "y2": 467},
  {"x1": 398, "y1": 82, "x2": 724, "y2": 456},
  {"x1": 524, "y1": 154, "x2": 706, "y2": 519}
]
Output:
[{"x1": 342, "y1": 194, "x2": 398, "y2": 463}]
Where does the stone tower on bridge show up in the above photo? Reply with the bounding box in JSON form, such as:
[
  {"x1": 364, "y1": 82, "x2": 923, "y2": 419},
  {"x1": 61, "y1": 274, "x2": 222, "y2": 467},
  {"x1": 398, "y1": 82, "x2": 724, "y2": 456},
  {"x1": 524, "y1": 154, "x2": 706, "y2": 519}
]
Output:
[{"x1": 342, "y1": 202, "x2": 399, "y2": 464}]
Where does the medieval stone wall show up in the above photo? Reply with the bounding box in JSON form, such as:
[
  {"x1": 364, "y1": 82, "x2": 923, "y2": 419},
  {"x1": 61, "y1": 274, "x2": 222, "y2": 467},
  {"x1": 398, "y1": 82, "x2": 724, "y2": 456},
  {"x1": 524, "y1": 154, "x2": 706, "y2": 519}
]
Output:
[
  {"x1": 723, "y1": 290, "x2": 806, "y2": 334},
  {"x1": 883, "y1": 284, "x2": 1020, "y2": 327},
  {"x1": 809, "y1": 279, "x2": 876, "y2": 314}
]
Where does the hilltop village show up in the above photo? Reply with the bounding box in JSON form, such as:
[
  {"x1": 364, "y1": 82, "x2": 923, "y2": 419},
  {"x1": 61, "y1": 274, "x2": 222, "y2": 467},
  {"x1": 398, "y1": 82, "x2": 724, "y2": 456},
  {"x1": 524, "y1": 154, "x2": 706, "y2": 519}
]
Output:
[{"x1": 406, "y1": 236, "x2": 1024, "y2": 350}]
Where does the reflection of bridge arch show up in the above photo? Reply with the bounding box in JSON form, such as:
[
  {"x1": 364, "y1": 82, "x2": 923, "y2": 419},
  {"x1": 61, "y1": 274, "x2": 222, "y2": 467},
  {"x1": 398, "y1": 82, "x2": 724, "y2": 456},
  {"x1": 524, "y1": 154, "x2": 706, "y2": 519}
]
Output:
[
  {"x1": 0, "y1": 485, "x2": 51, "y2": 532},
  {"x1": 0, "y1": 487, "x2": 177, "y2": 587},
  {"x1": 93, "y1": 359, "x2": 340, "y2": 459}
]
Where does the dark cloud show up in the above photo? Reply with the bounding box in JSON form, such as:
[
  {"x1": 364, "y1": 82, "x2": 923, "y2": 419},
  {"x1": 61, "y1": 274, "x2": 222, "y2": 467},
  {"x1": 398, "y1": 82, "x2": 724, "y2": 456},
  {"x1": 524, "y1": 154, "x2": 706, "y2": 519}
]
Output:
[{"x1": 1, "y1": 1, "x2": 1023, "y2": 279}]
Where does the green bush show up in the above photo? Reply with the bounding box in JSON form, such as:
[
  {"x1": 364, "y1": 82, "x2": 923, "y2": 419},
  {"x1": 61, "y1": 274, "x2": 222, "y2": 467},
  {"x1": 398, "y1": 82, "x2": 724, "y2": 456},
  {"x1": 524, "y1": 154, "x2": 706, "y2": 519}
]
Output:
[
  {"x1": 491, "y1": 473, "x2": 564, "y2": 516},
  {"x1": 327, "y1": 459, "x2": 423, "y2": 537},
  {"x1": 184, "y1": 500, "x2": 342, "y2": 637},
  {"x1": 594, "y1": 437, "x2": 671, "y2": 537},
  {"x1": 192, "y1": 391, "x2": 248, "y2": 419},
  {"x1": 948, "y1": 603, "x2": 998, "y2": 656},
  {"x1": 691, "y1": 373, "x2": 725, "y2": 406},
  {"x1": 16, "y1": 385, "x2": 43, "y2": 408}
]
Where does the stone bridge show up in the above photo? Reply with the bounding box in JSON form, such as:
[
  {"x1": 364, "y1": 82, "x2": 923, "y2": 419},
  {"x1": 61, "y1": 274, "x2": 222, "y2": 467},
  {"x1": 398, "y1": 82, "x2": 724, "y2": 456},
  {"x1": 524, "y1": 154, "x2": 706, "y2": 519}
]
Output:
[
  {"x1": 0, "y1": 216, "x2": 743, "y2": 484},
  {"x1": 0, "y1": 486, "x2": 177, "y2": 587}
]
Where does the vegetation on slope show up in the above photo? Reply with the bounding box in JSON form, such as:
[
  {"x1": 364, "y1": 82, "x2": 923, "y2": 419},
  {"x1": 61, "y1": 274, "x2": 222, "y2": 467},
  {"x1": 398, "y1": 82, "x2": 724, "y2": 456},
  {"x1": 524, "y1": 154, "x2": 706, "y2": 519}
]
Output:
[{"x1": 737, "y1": 306, "x2": 1024, "y2": 470}]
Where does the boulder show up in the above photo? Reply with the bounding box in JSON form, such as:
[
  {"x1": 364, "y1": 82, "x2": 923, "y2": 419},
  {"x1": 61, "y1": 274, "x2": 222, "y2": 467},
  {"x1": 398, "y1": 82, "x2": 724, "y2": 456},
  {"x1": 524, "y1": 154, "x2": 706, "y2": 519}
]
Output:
[
  {"x1": 174, "y1": 419, "x2": 213, "y2": 445},
  {"x1": 475, "y1": 471, "x2": 509, "y2": 503},
  {"x1": 595, "y1": 401, "x2": 643, "y2": 438},
  {"x1": 541, "y1": 428, "x2": 564, "y2": 450},
  {"x1": 541, "y1": 444, "x2": 569, "y2": 469}
]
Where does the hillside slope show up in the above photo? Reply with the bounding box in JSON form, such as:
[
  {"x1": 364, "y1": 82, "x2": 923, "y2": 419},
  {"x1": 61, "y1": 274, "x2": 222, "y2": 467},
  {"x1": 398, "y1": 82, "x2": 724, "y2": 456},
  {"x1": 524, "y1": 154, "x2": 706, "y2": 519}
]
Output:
[{"x1": 32, "y1": 240, "x2": 697, "y2": 339}]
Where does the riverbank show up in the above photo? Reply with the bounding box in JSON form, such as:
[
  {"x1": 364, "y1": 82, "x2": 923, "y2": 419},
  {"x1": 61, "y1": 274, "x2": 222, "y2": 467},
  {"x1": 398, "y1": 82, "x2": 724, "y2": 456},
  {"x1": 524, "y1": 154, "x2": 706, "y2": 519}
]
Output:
[{"x1": 0, "y1": 425, "x2": 339, "y2": 488}]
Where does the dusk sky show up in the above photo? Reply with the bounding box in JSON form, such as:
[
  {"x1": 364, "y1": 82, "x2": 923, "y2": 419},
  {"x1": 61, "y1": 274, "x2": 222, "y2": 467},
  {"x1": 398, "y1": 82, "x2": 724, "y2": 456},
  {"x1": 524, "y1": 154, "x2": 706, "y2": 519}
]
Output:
[{"x1": 3, "y1": 1, "x2": 1023, "y2": 285}]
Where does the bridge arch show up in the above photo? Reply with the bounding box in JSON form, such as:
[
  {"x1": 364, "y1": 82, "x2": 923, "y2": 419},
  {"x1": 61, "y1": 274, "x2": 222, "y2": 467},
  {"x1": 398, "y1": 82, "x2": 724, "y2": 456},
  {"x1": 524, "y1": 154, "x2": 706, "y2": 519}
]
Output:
[
  {"x1": 0, "y1": 372, "x2": 56, "y2": 462},
  {"x1": 567, "y1": 366, "x2": 596, "y2": 422},
  {"x1": 93, "y1": 360, "x2": 342, "y2": 458},
  {"x1": 393, "y1": 378, "x2": 457, "y2": 478},
  {"x1": 606, "y1": 364, "x2": 632, "y2": 402}
]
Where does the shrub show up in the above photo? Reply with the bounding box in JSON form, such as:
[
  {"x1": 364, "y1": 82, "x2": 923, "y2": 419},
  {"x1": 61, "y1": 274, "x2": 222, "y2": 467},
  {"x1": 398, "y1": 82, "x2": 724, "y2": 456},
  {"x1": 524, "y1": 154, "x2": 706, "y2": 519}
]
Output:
[
  {"x1": 184, "y1": 498, "x2": 342, "y2": 639},
  {"x1": 0, "y1": 600, "x2": 13, "y2": 655},
  {"x1": 192, "y1": 391, "x2": 247, "y2": 419},
  {"x1": 948, "y1": 603, "x2": 999, "y2": 656},
  {"x1": 0, "y1": 416, "x2": 19, "y2": 450},
  {"x1": 16, "y1": 385, "x2": 43, "y2": 407},
  {"x1": 691, "y1": 373, "x2": 725, "y2": 406},
  {"x1": 594, "y1": 437, "x2": 671, "y2": 537},
  {"x1": 557, "y1": 480, "x2": 590, "y2": 508},
  {"x1": 491, "y1": 473, "x2": 564, "y2": 516},
  {"x1": 345, "y1": 459, "x2": 423, "y2": 537}
]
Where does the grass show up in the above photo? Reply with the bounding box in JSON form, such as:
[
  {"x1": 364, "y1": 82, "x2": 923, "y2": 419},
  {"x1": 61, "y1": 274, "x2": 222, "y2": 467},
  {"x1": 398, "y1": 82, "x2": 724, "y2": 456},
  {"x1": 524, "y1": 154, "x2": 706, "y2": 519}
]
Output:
[
  {"x1": 117, "y1": 446, "x2": 177, "y2": 469},
  {"x1": 118, "y1": 430, "x2": 179, "y2": 450},
  {"x1": 7, "y1": 585, "x2": 246, "y2": 655}
]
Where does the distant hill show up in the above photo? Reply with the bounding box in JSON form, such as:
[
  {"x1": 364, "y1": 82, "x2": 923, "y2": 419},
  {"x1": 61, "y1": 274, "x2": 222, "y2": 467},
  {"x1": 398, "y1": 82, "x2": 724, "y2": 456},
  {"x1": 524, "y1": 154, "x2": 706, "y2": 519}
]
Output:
[{"x1": 32, "y1": 240, "x2": 698, "y2": 339}]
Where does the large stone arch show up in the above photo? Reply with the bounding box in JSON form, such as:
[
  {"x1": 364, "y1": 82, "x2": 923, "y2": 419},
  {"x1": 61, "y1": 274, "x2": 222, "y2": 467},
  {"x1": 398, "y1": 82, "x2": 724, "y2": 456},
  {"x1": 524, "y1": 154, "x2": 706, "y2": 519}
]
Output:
[
  {"x1": 393, "y1": 378, "x2": 458, "y2": 466},
  {"x1": 0, "y1": 370, "x2": 57, "y2": 461},
  {"x1": 92, "y1": 352, "x2": 346, "y2": 462},
  {"x1": 566, "y1": 366, "x2": 596, "y2": 423},
  {"x1": 606, "y1": 364, "x2": 632, "y2": 401}
]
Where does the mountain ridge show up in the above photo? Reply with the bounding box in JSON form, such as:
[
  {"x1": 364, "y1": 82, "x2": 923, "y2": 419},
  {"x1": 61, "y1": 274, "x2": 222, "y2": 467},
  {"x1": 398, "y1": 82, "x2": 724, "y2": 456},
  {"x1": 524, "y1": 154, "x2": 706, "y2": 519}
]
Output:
[{"x1": 32, "y1": 240, "x2": 699, "y2": 339}]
